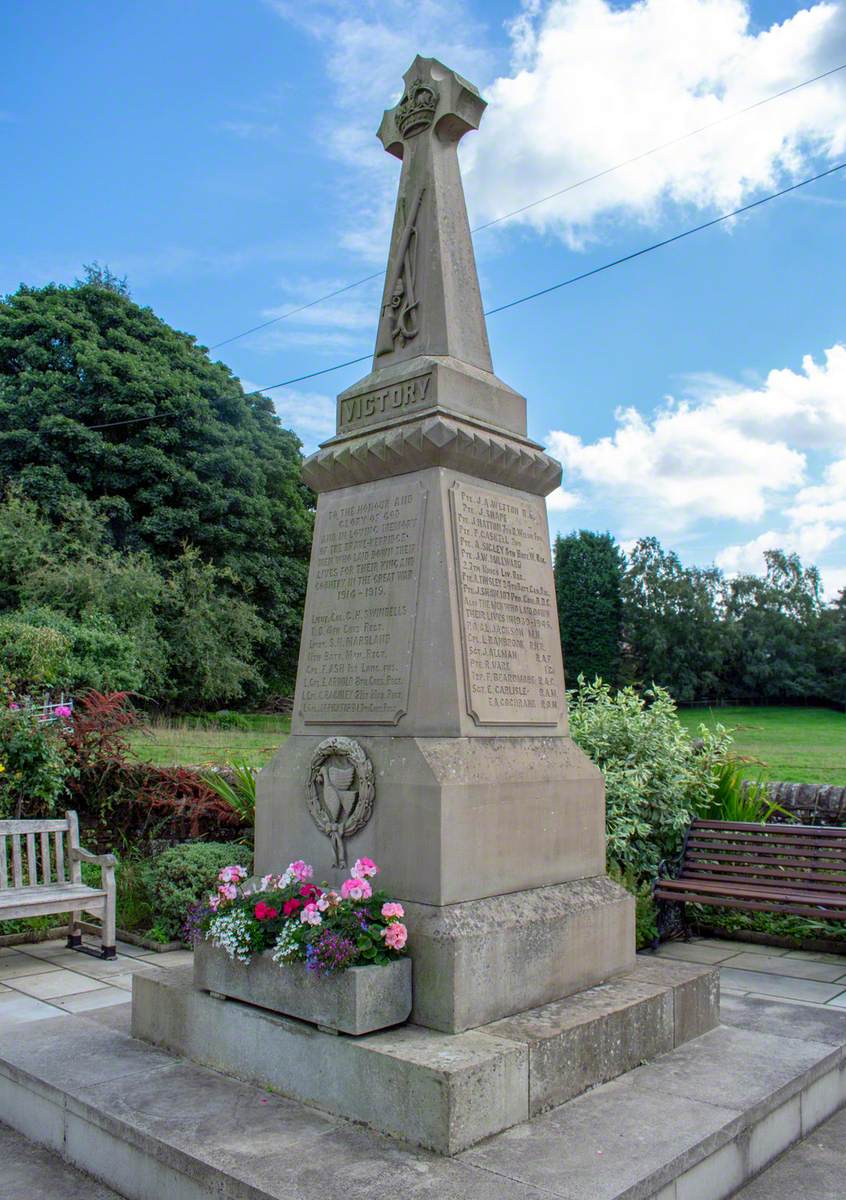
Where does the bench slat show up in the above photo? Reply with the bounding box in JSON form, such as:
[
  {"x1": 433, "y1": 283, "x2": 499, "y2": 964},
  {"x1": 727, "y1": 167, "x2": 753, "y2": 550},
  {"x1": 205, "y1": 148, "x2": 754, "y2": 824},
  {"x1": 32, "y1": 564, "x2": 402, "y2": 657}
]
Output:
[
  {"x1": 0, "y1": 836, "x2": 6, "y2": 889},
  {"x1": 0, "y1": 819, "x2": 70, "y2": 834},
  {"x1": 40, "y1": 830, "x2": 51, "y2": 884},
  {"x1": 654, "y1": 887, "x2": 846, "y2": 922},
  {"x1": 54, "y1": 831, "x2": 65, "y2": 882},
  {"x1": 687, "y1": 834, "x2": 846, "y2": 855},
  {"x1": 685, "y1": 843, "x2": 846, "y2": 864},
  {"x1": 26, "y1": 834, "x2": 37, "y2": 886},
  {"x1": 11, "y1": 835, "x2": 22, "y2": 888},
  {"x1": 681, "y1": 862, "x2": 846, "y2": 888},
  {"x1": 657, "y1": 877, "x2": 846, "y2": 907},
  {"x1": 692, "y1": 819, "x2": 841, "y2": 836}
]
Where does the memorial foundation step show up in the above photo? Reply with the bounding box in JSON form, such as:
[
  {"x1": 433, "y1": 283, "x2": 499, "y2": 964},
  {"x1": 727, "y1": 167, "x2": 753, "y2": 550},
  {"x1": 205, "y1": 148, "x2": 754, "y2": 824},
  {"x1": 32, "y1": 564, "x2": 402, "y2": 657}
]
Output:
[
  {"x1": 128, "y1": 956, "x2": 718, "y2": 1153},
  {"x1": 1, "y1": 993, "x2": 845, "y2": 1200}
]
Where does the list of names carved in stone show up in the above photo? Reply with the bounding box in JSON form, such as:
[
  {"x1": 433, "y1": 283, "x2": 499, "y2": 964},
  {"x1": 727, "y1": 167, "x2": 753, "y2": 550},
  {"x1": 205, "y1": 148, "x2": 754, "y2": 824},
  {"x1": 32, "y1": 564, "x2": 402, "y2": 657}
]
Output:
[
  {"x1": 299, "y1": 481, "x2": 427, "y2": 724},
  {"x1": 450, "y1": 482, "x2": 564, "y2": 725}
]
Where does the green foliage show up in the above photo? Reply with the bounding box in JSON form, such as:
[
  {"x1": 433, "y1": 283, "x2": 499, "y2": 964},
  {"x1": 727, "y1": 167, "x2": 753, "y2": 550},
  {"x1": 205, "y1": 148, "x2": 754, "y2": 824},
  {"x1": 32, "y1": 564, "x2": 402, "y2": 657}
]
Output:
[
  {"x1": 722, "y1": 550, "x2": 830, "y2": 705},
  {"x1": 569, "y1": 679, "x2": 732, "y2": 880},
  {"x1": 608, "y1": 861, "x2": 658, "y2": 949},
  {"x1": 0, "y1": 705, "x2": 75, "y2": 818},
  {"x1": 201, "y1": 760, "x2": 257, "y2": 831},
  {"x1": 692, "y1": 759, "x2": 789, "y2": 823},
  {"x1": 697, "y1": 906, "x2": 846, "y2": 945},
  {"x1": 0, "y1": 614, "x2": 69, "y2": 692},
  {"x1": 0, "y1": 279, "x2": 313, "y2": 705},
  {"x1": 144, "y1": 841, "x2": 253, "y2": 940},
  {"x1": 553, "y1": 530, "x2": 623, "y2": 687},
  {"x1": 622, "y1": 537, "x2": 724, "y2": 703}
]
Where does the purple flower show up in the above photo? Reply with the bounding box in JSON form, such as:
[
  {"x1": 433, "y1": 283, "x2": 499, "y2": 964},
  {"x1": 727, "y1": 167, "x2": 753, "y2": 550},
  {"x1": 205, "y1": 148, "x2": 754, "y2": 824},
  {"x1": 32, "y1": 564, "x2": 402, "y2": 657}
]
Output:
[{"x1": 306, "y1": 930, "x2": 357, "y2": 977}]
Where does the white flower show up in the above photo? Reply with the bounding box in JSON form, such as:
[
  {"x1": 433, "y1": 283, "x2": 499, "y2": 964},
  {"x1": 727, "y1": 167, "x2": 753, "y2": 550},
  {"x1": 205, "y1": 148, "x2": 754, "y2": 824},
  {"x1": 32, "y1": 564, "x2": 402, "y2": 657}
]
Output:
[
  {"x1": 271, "y1": 924, "x2": 299, "y2": 964},
  {"x1": 300, "y1": 902, "x2": 322, "y2": 926},
  {"x1": 206, "y1": 910, "x2": 255, "y2": 964}
]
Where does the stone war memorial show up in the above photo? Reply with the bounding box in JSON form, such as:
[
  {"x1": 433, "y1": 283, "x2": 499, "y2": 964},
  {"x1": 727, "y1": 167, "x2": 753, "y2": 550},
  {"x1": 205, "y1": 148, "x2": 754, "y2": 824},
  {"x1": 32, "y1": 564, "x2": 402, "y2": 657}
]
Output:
[{"x1": 133, "y1": 55, "x2": 718, "y2": 1154}]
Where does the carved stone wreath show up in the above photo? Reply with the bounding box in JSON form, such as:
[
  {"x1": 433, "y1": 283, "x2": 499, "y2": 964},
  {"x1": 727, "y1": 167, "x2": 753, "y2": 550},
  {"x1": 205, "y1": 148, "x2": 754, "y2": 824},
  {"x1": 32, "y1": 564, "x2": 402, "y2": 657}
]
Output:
[{"x1": 306, "y1": 737, "x2": 375, "y2": 869}]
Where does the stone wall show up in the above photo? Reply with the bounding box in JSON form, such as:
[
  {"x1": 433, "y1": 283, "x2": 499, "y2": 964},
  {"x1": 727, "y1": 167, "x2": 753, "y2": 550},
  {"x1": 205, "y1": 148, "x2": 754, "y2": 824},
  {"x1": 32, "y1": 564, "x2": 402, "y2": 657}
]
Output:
[{"x1": 764, "y1": 782, "x2": 846, "y2": 826}]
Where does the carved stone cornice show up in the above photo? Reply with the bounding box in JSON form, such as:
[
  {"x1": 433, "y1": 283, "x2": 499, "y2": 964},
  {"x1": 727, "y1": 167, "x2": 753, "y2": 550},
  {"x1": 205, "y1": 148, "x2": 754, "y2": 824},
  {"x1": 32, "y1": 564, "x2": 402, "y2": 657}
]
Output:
[{"x1": 302, "y1": 414, "x2": 562, "y2": 497}]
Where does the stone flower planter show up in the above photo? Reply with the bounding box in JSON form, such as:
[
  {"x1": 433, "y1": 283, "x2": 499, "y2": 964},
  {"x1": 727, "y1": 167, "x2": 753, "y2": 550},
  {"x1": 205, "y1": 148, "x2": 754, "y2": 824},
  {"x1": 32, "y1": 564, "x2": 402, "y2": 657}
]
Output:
[{"x1": 193, "y1": 939, "x2": 411, "y2": 1035}]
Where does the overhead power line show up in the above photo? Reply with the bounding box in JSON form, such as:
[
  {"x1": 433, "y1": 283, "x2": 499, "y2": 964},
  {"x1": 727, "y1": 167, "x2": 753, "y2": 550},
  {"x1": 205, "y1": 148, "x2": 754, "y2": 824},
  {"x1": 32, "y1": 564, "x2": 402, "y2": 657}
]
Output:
[
  {"x1": 207, "y1": 60, "x2": 846, "y2": 352},
  {"x1": 252, "y1": 159, "x2": 846, "y2": 392},
  {"x1": 83, "y1": 156, "x2": 845, "y2": 430}
]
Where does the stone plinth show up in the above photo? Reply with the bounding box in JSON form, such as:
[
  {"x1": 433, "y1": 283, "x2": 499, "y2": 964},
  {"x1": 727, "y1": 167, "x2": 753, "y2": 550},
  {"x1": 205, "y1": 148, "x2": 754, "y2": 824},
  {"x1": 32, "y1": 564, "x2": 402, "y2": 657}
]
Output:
[
  {"x1": 193, "y1": 941, "x2": 411, "y2": 1036},
  {"x1": 132, "y1": 956, "x2": 718, "y2": 1154}
]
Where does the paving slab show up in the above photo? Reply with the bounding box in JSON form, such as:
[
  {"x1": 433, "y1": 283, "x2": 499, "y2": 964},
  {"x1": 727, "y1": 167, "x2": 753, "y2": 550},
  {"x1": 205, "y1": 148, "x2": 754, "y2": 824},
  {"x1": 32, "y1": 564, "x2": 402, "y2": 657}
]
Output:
[
  {"x1": 4, "y1": 968, "x2": 107, "y2": 1000},
  {"x1": 826, "y1": 991, "x2": 846, "y2": 1009},
  {"x1": 51, "y1": 986, "x2": 132, "y2": 1014},
  {"x1": 719, "y1": 967, "x2": 846, "y2": 1004},
  {"x1": 0, "y1": 956, "x2": 58, "y2": 980},
  {"x1": 720, "y1": 994, "x2": 846, "y2": 1045},
  {"x1": 782, "y1": 949, "x2": 846, "y2": 965},
  {"x1": 0, "y1": 991, "x2": 66, "y2": 1027},
  {"x1": 653, "y1": 941, "x2": 737, "y2": 964},
  {"x1": 733, "y1": 1104, "x2": 846, "y2": 1199},
  {"x1": 695, "y1": 939, "x2": 787, "y2": 956},
  {"x1": 725, "y1": 952, "x2": 846, "y2": 983},
  {"x1": 0, "y1": 1123, "x2": 122, "y2": 1200}
]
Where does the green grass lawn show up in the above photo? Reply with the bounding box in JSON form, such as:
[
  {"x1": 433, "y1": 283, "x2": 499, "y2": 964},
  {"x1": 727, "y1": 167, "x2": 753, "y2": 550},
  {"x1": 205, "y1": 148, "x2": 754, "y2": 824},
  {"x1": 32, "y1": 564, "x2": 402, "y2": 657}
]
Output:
[
  {"x1": 677, "y1": 706, "x2": 846, "y2": 786},
  {"x1": 128, "y1": 714, "x2": 291, "y2": 768}
]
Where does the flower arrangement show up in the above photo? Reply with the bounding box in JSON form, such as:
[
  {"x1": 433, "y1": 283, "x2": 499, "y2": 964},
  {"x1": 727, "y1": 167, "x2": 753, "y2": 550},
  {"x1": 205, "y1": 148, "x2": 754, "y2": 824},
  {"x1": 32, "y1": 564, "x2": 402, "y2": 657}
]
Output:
[{"x1": 202, "y1": 856, "x2": 408, "y2": 976}]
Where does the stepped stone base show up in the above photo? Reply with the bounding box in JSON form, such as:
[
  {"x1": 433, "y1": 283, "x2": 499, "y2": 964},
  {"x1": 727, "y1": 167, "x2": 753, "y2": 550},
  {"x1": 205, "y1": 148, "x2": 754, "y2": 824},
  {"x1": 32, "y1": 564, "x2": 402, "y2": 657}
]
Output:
[
  {"x1": 130, "y1": 956, "x2": 717, "y2": 1153},
  {"x1": 3, "y1": 991, "x2": 846, "y2": 1200}
]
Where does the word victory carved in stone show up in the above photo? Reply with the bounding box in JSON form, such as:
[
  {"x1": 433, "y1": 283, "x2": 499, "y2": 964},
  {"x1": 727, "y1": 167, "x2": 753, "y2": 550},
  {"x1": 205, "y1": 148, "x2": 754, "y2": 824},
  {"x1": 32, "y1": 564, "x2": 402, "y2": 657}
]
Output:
[
  {"x1": 376, "y1": 186, "x2": 425, "y2": 357},
  {"x1": 306, "y1": 737, "x2": 375, "y2": 869}
]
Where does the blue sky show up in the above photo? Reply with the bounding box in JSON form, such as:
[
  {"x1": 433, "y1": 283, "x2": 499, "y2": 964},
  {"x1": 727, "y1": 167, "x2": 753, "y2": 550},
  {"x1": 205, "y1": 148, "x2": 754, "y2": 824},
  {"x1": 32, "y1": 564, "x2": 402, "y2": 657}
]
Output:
[{"x1": 3, "y1": 1, "x2": 846, "y2": 595}]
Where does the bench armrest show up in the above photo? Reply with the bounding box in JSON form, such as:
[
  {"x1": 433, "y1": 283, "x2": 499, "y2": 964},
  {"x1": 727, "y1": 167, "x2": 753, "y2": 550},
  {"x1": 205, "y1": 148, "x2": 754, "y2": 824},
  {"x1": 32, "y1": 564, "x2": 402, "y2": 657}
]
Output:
[{"x1": 71, "y1": 847, "x2": 117, "y2": 869}]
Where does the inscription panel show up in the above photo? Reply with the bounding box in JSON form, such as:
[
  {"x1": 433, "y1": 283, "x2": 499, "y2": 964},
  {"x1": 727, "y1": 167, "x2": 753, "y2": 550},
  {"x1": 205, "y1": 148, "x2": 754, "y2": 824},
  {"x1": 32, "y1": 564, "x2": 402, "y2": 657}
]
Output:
[
  {"x1": 450, "y1": 482, "x2": 564, "y2": 726},
  {"x1": 337, "y1": 371, "x2": 433, "y2": 433},
  {"x1": 299, "y1": 481, "x2": 427, "y2": 724}
]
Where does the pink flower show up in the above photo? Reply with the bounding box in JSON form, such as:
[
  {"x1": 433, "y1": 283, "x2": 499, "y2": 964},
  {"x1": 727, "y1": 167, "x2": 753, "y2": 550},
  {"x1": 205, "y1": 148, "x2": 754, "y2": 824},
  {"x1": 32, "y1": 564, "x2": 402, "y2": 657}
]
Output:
[
  {"x1": 259, "y1": 874, "x2": 280, "y2": 891},
  {"x1": 382, "y1": 922, "x2": 407, "y2": 951},
  {"x1": 283, "y1": 898, "x2": 302, "y2": 917},
  {"x1": 8, "y1": 703, "x2": 19, "y2": 711},
  {"x1": 219, "y1": 883, "x2": 237, "y2": 901},
  {"x1": 254, "y1": 901, "x2": 278, "y2": 921},
  {"x1": 341, "y1": 877, "x2": 372, "y2": 902},
  {"x1": 381, "y1": 902, "x2": 404, "y2": 919},
  {"x1": 54, "y1": 704, "x2": 72, "y2": 719},
  {"x1": 300, "y1": 902, "x2": 322, "y2": 926},
  {"x1": 289, "y1": 860, "x2": 313, "y2": 882},
  {"x1": 218, "y1": 864, "x2": 248, "y2": 884},
  {"x1": 352, "y1": 857, "x2": 379, "y2": 880},
  {"x1": 317, "y1": 890, "x2": 340, "y2": 912},
  {"x1": 208, "y1": 894, "x2": 220, "y2": 911}
]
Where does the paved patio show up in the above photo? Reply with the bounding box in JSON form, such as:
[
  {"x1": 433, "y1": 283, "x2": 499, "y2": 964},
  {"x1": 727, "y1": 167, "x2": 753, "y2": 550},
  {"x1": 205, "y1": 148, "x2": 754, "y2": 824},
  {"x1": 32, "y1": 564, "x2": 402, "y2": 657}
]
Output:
[
  {"x1": 2, "y1": 934, "x2": 846, "y2": 1029},
  {"x1": 0, "y1": 939, "x2": 193, "y2": 1027},
  {"x1": 651, "y1": 936, "x2": 846, "y2": 1008}
]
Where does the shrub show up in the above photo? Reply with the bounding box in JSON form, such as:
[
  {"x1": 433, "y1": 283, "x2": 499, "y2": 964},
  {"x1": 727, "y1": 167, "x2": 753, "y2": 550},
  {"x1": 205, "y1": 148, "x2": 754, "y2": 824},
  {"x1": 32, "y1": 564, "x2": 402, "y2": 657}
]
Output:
[
  {"x1": 569, "y1": 679, "x2": 731, "y2": 881},
  {"x1": 0, "y1": 703, "x2": 75, "y2": 819},
  {"x1": 608, "y1": 861, "x2": 658, "y2": 949},
  {"x1": 692, "y1": 760, "x2": 789, "y2": 823},
  {"x1": 144, "y1": 841, "x2": 253, "y2": 941},
  {"x1": 201, "y1": 760, "x2": 256, "y2": 832}
]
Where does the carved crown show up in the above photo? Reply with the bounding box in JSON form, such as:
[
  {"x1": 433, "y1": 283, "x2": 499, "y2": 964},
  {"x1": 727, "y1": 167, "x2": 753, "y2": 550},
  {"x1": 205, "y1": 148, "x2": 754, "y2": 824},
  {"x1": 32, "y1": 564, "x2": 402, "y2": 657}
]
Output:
[{"x1": 395, "y1": 79, "x2": 438, "y2": 139}]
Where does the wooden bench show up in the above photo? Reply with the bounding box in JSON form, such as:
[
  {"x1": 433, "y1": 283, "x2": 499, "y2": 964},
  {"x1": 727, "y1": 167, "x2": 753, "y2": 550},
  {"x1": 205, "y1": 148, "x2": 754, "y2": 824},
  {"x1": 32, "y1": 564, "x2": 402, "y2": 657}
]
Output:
[
  {"x1": 0, "y1": 811, "x2": 116, "y2": 959},
  {"x1": 654, "y1": 818, "x2": 846, "y2": 940}
]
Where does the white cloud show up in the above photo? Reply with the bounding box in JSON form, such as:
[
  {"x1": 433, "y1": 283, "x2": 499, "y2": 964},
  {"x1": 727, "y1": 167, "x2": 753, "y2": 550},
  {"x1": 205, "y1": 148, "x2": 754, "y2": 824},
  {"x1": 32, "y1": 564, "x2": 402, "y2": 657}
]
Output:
[
  {"x1": 273, "y1": 388, "x2": 336, "y2": 447},
  {"x1": 546, "y1": 486, "x2": 582, "y2": 512},
  {"x1": 465, "y1": 0, "x2": 846, "y2": 244},
  {"x1": 547, "y1": 342, "x2": 846, "y2": 533},
  {"x1": 716, "y1": 522, "x2": 843, "y2": 575}
]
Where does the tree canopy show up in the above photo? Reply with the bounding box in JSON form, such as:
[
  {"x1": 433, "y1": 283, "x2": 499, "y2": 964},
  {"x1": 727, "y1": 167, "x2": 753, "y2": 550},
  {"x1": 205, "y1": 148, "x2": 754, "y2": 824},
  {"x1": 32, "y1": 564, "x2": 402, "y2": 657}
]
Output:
[
  {"x1": 553, "y1": 530, "x2": 623, "y2": 687},
  {"x1": 0, "y1": 275, "x2": 313, "y2": 704}
]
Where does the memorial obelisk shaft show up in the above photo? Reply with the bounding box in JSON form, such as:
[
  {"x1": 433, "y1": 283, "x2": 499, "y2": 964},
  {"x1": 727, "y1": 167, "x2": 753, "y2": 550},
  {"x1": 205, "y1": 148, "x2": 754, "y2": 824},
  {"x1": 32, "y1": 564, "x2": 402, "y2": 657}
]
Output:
[{"x1": 256, "y1": 56, "x2": 634, "y2": 1033}]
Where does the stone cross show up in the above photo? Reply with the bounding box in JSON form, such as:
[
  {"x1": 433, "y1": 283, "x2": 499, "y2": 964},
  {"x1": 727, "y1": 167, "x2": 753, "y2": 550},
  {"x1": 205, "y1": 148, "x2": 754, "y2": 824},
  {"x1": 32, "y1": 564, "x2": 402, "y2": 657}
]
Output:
[{"x1": 374, "y1": 56, "x2": 492, "y2": 372}]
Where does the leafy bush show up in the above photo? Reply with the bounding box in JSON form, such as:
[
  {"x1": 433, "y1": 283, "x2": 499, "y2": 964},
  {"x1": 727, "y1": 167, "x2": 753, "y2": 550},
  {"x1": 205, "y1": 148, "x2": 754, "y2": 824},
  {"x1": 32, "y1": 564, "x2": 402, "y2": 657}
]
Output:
[
  {"x1": 692, "y1": 760, "x2": 789, "y2": 823},
  {"x1": 695, "y1": 906, "x2": 846, "y2": 946},
  {"x1": 201, "y1": 760, "x2": 256, "y2": 832},
  {"x1": 144, "y1": 841, "x2": 253, "y2": 941},
  {"x1": 0, "y1": 703, "x2": 75, "y2": 819},
  {"x1": 608, "y1": 861, "x2": 658, "y2": 949},
  {"x1": 569, "y1": 679, "x2": 731, "y2": 881}
]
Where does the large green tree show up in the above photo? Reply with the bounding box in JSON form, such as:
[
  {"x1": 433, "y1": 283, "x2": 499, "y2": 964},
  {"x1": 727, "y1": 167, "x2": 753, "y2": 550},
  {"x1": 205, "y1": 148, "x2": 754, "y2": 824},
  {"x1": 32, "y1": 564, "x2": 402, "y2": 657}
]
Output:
[
  {"x1": 622, "y1": 537, "x2": 724, "y2": 703},
  {"x1": 0, "y1": 275, "x2": 313, "y2": 697},
  {"x1": 553, "y1": 530, "x2": 623, "y2": 687}
]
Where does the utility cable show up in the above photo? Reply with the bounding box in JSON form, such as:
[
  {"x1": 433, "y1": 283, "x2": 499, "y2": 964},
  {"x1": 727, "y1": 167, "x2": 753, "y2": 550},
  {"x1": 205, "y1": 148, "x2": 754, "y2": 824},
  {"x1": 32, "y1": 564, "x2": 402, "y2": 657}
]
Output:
[{"x1": 207, "y1": 61, "x2": 846, "y2": 351}]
